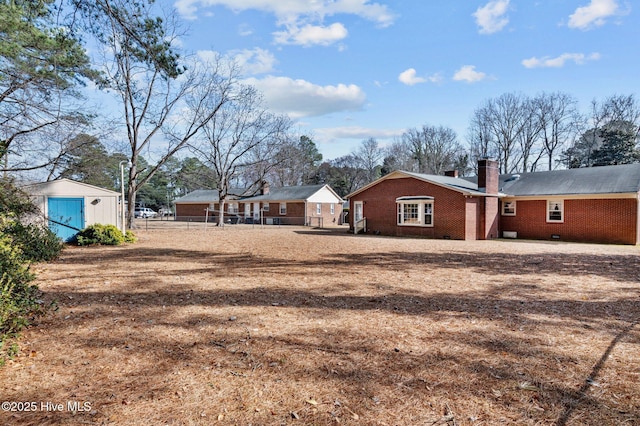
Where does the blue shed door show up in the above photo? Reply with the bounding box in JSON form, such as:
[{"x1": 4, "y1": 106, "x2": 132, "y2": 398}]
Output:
[{"x1": 48, "y1": 197, "x2": 84, "y2": 242}]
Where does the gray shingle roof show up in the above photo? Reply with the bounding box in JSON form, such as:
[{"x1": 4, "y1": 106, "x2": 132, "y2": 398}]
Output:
[
  {"x1": 499, "y1": 164, "x2": 640, "y2": 196},
  {"x1": 173, "y1": 188, "x2": 248, "y2": 203},
  {"x1": 401, "y1": 171, "x2": 490, "y2": 196},
  {"x1": 240, "y1": 184, "x2": 327, "y2": 202},
  {"x1": 175, "y1": 184, "x2": 340, "y2": 204}
]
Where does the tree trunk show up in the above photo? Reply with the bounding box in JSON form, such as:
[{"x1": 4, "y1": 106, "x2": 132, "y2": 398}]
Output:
[{"x1": 218, "y1": 197, "x2": 226, "y2": 227}]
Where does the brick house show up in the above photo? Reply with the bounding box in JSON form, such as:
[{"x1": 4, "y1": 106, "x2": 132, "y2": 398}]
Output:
[
  {"x1": 174, "y1": 183, "x2": 344, "y2": 226},
  {"x1": 496, "y1": 164, "x2": 640, "y2": 245},
  {"x1": 347, "y1": 160, "x2": 640, "y2": 245},
  {"x1": 347, "y1": 159, "x2": 500, "y2": 240}
]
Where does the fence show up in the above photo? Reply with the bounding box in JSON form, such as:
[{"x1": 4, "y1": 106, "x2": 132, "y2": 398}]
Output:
[{"x1": 172, "y1": 215, "x2": 309, "y2": 227}]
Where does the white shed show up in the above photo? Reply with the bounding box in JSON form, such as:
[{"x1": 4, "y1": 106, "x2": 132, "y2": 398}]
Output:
[{"x1": 25, "y1": 179, "x2": 120, "y2": 241}]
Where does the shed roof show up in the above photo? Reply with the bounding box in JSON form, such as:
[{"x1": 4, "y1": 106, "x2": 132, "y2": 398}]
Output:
[{"x1": 24, "y1": 178, "x2": 119, "y2": 196}]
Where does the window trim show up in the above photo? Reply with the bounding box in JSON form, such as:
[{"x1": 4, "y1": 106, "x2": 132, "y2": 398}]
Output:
[
  {"x1": 547, "y1": 200, "x2": 564, "y2": 223},
  {"x1": 279, "y1": 202, "x2": 287, "y2": 215},
  {"x1": 262, "y1": 203, "x2": 270, "y2": 212},
  {"x1": 330, "y1": 204, "x2": 335, "y2": 215},
  {"x1": 502, "y1": 200, "x2": 516, "y2": 216},
  {"x1": 396, "y1": 197, "x2": 434, "y2": 227},
  {"x1": 316, "y1": 203, "x2": 321, "y2": 215}
]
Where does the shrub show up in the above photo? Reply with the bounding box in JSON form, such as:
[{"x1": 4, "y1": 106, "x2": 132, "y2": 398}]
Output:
[
  {"x1": 125, "y1": 230, "x2": 137, "y2": 243},
  {"x1": 4, "y1": 221, "x2": 63, "y2": 262},
  {"x1": 77, "y1": 224, "x2": 136, "y2": 246},
  {"x1": 0, "y1": 231, "x2": 44, "y2": 363},
  {"x1": 0, "y1": 179, "x2": 58, "y2": 366}
]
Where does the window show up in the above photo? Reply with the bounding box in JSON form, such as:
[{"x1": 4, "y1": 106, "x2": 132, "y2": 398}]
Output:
[
  {"x1": 330, "y1": 204, "x2": 335, "y2": 215},
  {"x1": 316, "y1": 203, "x2": 321, "y2": 215},
  {"x1": 227, "y1": 203, "x2": 238, "y2": 214},
  {"x1": 262, "y1": 203, "x2": 270, "y2": 212},
  {"x1": 396, "y1": 197, "x2": 434, "y2": 227},
  {"x1": 547, "y1": 200, "x2": 563, "y2": 222},
  {"x1": 279, "y1": 202, "x2": 287, "y2": 215},
  {"x1": 502, "y1": 201, "x2": 516, "y2": 216}
]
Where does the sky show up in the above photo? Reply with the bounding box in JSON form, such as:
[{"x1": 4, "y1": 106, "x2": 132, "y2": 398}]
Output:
[{"x1": 169, "y1": 0, "x2": 636, "y2": 161}]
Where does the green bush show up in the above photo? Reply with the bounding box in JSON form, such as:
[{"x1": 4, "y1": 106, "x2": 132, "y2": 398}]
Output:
[
  {"x1": 0, "y1": 232, "x2": 43, "y2": 354},
  {"x1": 4, "y1": 221, "x2": 63, "y2": 262},
  {"x1": 77, "y1": 224, "x2": 136, "y2": 246},
  {"x1": 0, "y1": 179, "x2": 59, "y2": 366},
  {"x1": 124, "y1": 230, "x2": 137, "y2": 243}
]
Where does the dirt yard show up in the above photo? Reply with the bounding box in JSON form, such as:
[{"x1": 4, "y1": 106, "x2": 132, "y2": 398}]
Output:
[{"x1": 1, "y1": 222, "x2": 639, "y2": 425}]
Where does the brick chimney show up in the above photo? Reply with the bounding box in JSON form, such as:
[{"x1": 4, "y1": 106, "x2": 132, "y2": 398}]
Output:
[
  {"x1": 477, "y1": 159, "x2": 499, "y2": 194},
  {"x1": 261, "y1": 181, "x2": 270, "y2": 195},
  {"x1": 444, "y1": 170, "x2": 459, "y2": 178}
]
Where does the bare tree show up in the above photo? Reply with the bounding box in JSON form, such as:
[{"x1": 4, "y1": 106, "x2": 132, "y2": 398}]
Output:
[
  {"x1": 534, "y1": 92, "x2": 580, "y2": 170},
  {"x1": 189, "y1": 86, "x2": 292, "y2": 226},
  {"x1": 402, "y1": 125, "x2": 463, "y2": 174},
  {"x1": 354, "y1": 138, "x2": 383, "y2": 182},
  {"x1": 467, "y1": 107, "x2": 497, "y2": 171},
  {"x1": 483, "y1": 93, "x2": 529, "y2": 173},
  {"x1": 381, "y1": 138, "x2": 418, "y2": 174},
  {"x1": 82, "y1": 0, "x2": 240, "y2": 227},
  {"x1": 516, "y1": 98, "x2": 544, "y2": 172}
]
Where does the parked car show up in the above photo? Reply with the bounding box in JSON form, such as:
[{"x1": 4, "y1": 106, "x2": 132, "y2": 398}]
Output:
[
  {"x1": 135, "y1": 207, "x2": 157, "y2": 218},
  {"x1": 158, "y1": 208, "x2": 173, "y2": 217}
]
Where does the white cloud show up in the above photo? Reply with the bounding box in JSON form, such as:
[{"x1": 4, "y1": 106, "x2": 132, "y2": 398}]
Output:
[
  {"x1": 522, "y1": 52, "x2": 601, "y2": 68},
  {"x1": 175, "y1": 0, "x2": 395, "y2": 46},
  {"x1": 398, "y1": 69, "x2": 443, "y2": 86},
  {"x1": 398, "y1": 68, "x2": 426, "y2": 86},
  {"x1": 274, "y1": 23, "x2": 348, "y2": 47},
  {"x1": 315, "y1": 126, "x2": 403, "y2": 142},
  {"x1": 197, "y1": 48, "x2": 277, "y2": 76},
  {"x1": 243, "y1": 76, "x2": 367, "y2": 118},
  {"x1": 453, "y1": 65, "x2": 488, "y2": 83},
  {"x1": 473, "y1": 0, "x2": 510, "y2": 34},
  {"x1": 568, "y1": 0, "x2": 621, "y2": 30},
  {"x1": 238, "y1": 23, "x2": 253, "y2": 36},
  {"x1": 228, "y1": 48, "x2": 277, "y2": 75}
]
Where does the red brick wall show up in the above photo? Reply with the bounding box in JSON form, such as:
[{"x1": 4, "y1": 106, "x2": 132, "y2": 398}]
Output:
[
  {"x1": 478, "y1": 159, "x2": 499, "y2": 194},
  {"x1": 465, "y1": 197, "x2": 479, "y2": 240},
  {"x1": 305, "y1": 202, "x2": 341, "y2": 226},
  {"x1": 484, "y1": 197, "x2": 499, "y2": 239},
  {"x1": 500, "y1": 198, "x2": 639, "y2": 244},
  {"x1": 175, "y1": 203, "x2": 210, "y2": 218},
  {"x1": 350, "y1": 177, "x2": 470, "y2": 240}
]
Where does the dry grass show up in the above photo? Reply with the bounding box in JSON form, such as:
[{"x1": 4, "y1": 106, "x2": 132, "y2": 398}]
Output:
[{"x1": 1, "y1": 222, "x2": 639, "y2": 425}]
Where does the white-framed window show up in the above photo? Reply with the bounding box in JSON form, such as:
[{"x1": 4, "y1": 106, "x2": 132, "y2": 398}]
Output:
[
  {"x1": 502, "y1": 200, "x2": 516, "y2": 216},
  {"x1": 227, "y1": 202, "x2": 239, "y2": 214},
  {"x1": 396, "y1": 197, "x2": 434, "y2": 227},
  {"x1": 262, "y1": 203, "x2": 270, "y2": 212},
  {"x1": 547, "y1": 200, "x2": 563, "y2": 223},
  {"x1": 330, "y1": 204, "x2": 335, "y2": 215},
  {"x1": 279, "y1": 202, "x2": 287, "y2": 215},
  {"x1": 316, "y1": 203, "x2": 321, "y2": 215}
]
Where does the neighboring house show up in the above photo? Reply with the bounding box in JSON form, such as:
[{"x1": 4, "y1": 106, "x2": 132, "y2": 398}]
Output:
[
  {"x1": 173, "y1": 188, "x2": 248, "y2": 221},
  {"x1": 347, "y1": 160, "x2": 640, "y2": 245},
  {"x1": 173, "y1": 183, "x2": 345, "y2": 226},
  {"x1": 25, "y1": 179, "x2": 120, "y2": 242}
]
